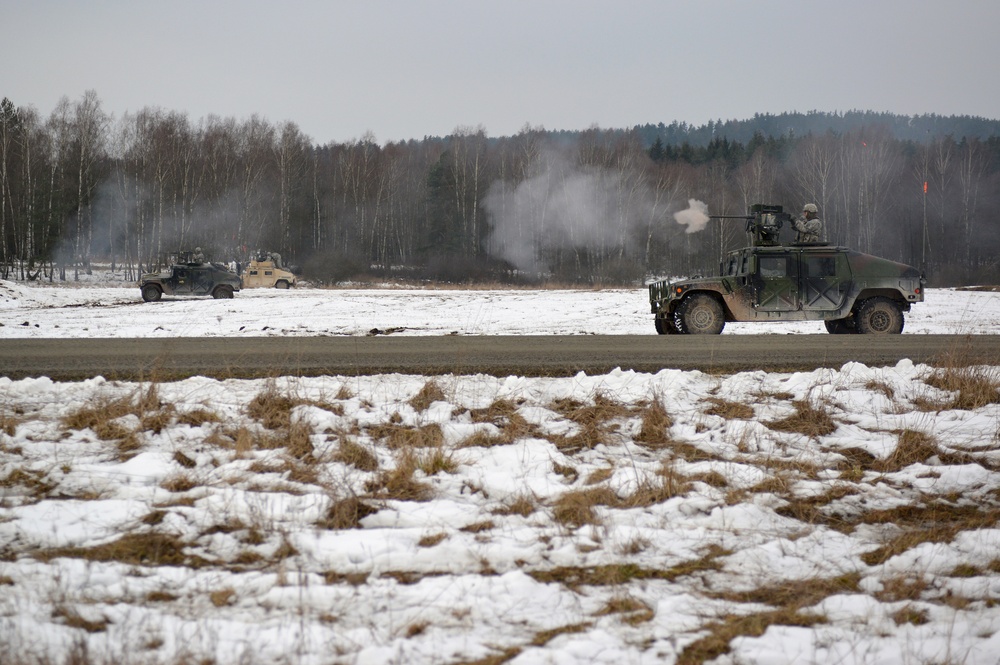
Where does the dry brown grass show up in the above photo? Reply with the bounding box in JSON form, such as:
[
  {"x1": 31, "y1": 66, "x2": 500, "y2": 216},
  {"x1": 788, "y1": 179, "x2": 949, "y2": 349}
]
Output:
[
  {"x1": 875, "y1": 575, "x2": 929, "y2": 602},
  {"x1": 584, "y1": 467, "x2": 614, "y2": 485},
  {"x1": 492, "y1": 493, "x2": 538, "y2": 517},
  {"x1": 35, "y1": 532, "x2": 211, "y2": 568},
  {"x1": 417, "y1": 447, "x2": 459, "y2": 475},
  {"x1": 209, "y1": 587, "x2": 236, "y2": 607},
  {"x1": 409, "y1": 380, "x2": 447, "y2": 411},
  {"x1": 891, "y1": 605, "x2": 929, "y2": 626},
  {"x1": 547, "y1": 393, "x2": 630, "y2": 453},
  {"x1": 0, "y1": 411, "x2": 18, "y2": 437},
  {"x1": 859, "y1": 504, "x2": 1000, "y2": 565},
  {"x1": 317, "y1": 496, "x2": 380, "y2": 529},
  {"x1": 456, "y1": 428, "x2": 511, "y2": 448},
  {"x1": 774, "y1": 485, "x2": 859, "y2": 529},
  {"x1": 552, "y1": 487, "x2": 618, "y2": 527},
  {"x1": 461, "y1": 520, "x2": 495, "y2": 533},
  {"x1": 176, "y1": 408, "x2": 221, "y2": 427},
  {"x1": 529, "y1": 544, "x2": 730, "y2": 588},
  {"x1": 923, "y1": 366, "x2": 1000, "y2": 410},
  {"x1": 335, "y1": 437, "x2": 379, "y2": 471},
  {"x1": 872, "y1": 429, "x2": 939, "y2": 472},
  {"x1": 0, "y1": 467, "x2": 56, "y2": 497},
  {"x1": 61, "y1": 384, "x2": 164, "y2": 459},
  {"x1": 466, "y1": 399, "x2": 535, "y2": 446},
  {"x1": 712, "y1": 573, "x2": 861, "y2": 609},
  {"x1": 364, "y1": 449, "x2": 434, "y2": 501},
  {"x1": 703, "y1": 397, "x2": 755, "y2": 420},
  {"x1": 634, "y1": 398, "x2": 673, "y2": 447},
  {"x1": 677, "y1": 609, "x2": 827, "y2": 665},
  {"x1": 418, "y1": 532, "x2": 447, "y2": 547},
  {"x1": 530, "y1": 622, "x2": 593, "y2": 647},
  {"x1": 766, "y1": 400, "x2": 837, "y2": 438},
  {"x1": 865, "y1": 379, "x2": 896, "y2": 400},
  {"x1": 51, "y1": 605, "x2": 109, "y2": 633},
  {"x1": 368, "y1": 422, "x2": 444, "y2": 449},
  {"x1": 160, "y1": 473, "x2": 199, "y2": 493},
  {"x1": 552, "y1": 461, "x2": 579, "y2": 483},
  {"x1": 595, "y1": 596, "x2": 655, "y2": 624},
  {"x1": 246, "y1": 383, "x2": 296, "y2": 429}
]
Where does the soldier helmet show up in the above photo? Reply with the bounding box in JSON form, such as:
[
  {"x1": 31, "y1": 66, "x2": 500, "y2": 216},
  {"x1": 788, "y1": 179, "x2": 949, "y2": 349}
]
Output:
[
  {"x1": 803, "y1": 203, "x2": 818, "y2": 214},
  {"x1": 195, "y1": 247, "x2": 202, "y2": 251}
]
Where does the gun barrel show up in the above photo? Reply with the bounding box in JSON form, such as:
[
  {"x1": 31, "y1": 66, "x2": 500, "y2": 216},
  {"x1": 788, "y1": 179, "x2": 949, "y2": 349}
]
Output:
[{"x1": 708, "y1": 215, "x2": 754, "y2": 220}]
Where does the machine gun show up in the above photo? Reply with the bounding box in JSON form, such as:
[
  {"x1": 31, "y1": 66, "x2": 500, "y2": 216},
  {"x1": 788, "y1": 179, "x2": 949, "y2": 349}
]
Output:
[{"x1": 710, "y1": 203, "x2": 793, "y2": 247}]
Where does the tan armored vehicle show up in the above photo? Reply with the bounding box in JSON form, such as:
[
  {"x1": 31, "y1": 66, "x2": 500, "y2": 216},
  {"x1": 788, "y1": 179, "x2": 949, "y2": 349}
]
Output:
[{"x1": 242, "y1": 252, "x2": 297, "y2": 289}]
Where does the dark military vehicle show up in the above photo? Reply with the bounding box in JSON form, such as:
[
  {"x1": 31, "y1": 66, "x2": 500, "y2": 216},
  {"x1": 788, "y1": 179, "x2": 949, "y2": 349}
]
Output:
[
  {"x1": 648, "y1": 204, "x2": 925, "y2": 334},
  {"x1": 139, "y1": 252, "x2": 242, "y2": 302}
]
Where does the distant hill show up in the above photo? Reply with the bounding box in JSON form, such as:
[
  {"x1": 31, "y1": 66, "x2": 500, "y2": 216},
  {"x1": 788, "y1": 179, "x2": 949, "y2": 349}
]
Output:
[{"x1": 633, "y1": 111, "x2": 1000, "y2": 148}]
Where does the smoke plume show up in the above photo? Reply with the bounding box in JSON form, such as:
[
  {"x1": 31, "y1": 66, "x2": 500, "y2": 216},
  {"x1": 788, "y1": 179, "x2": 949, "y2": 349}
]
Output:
[
  {"x1": 673, "y1": 199, "x2": 710, "y2": 234},
  {"x1": 483, "y1": 147, "x2": 660, "y2": 275}
]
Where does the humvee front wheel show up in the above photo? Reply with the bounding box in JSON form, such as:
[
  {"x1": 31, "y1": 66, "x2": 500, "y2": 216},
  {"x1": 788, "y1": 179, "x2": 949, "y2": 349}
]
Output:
[
  {"x1": 212, "y1": 285, "x2": 235, "y2": 299},
  {"x1": 141, "y1": 285, "x2": 162, "y2": 302},
  {"x1": 854, "y1": 297, "x2": 903, "y2": 334},
  {"x1": 676, "y1": 294, "x2": 725, "y2": 335},
  {"x1": 275, "y1": 280, "x2": 290, "y2": 289}
]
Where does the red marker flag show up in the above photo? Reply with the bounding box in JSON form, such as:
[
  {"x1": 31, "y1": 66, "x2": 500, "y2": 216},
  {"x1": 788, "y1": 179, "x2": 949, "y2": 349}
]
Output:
[{"x1": 923, "y1": 181, "x2": 928, "y2": 194}]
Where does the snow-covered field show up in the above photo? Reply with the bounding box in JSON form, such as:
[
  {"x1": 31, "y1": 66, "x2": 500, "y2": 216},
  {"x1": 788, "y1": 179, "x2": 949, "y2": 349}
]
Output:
[
  {"x1": 2, "y1": 279, "x2": 1000, "y2": 665},
  {"x1": 1, "y1": 279, "x2": 999, "y2": 337}
]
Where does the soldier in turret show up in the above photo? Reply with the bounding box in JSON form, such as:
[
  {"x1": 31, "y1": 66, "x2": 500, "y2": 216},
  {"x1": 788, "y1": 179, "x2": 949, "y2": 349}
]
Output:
[{"x1": 792, "y1": 203, "x2": 824, "y2": 243}]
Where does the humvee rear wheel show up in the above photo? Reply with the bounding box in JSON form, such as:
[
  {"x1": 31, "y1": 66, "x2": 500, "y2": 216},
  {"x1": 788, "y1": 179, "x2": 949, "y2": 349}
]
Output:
[
  {"x1": 141, "y1": 285, "x2": 162, "y2": 302},
  {"x1": 275, "y1": 280, "x2": 290, "y2": 289},
  {"x1": 212, "y1": 285, "x2": 235, "y2": 299},
  {"x1": 824, "y1": 318, "x2": 856, "y2": 334},
  {"x1": 855, "y1": 297, "x2": 903, "y2": 334},
  {"x1": 677, "y1": 294, "x2": 725, "y2": 335}
]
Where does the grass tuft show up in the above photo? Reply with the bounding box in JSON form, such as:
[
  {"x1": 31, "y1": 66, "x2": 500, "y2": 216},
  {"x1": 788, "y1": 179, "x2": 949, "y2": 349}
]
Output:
[
  {"x1": 319, "y1": 496, "x2": 379, "y2": 529},
  {"x1": 924, "y1": 366, "x2": 1000, "y2": 410},
  {"x1": 409, "y1": 380, "x2": 447, "y2": 411},
  {"x1": 634, "y1": 398, "x2": 673, "y2": 446},
  {"x1": 368, "y1": 422, "x2": 444, "y2": 449},
  {"x1": 703, "y1": 397, "x2": 755, "y2": 420},
  {"x1": 335, "y1": 437, "x2": 380, "y2": 471},
  {"x1": 767, "y1": 400, "x2": 837, "y2": 438}
]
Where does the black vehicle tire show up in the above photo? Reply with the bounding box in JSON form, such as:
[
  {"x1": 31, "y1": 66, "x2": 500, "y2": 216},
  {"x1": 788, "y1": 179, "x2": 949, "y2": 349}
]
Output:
[
  {"x1": 854, "y1": 297, "x2": 904, "y2": 334},
  {"x1": 212, "y1": 285, "x2": 235, "y2": 299},
  {"x1": 654, "y1": 316, "x2": 680, "y2": 335},
  {"x1": 141, "y1": 285, "x2": 162, "y2": 302},
  {"x1": 275, "y1": 280, "x2": 290, "y2": 289},
  {"x1": 676, "y1": 294, "x2": 726, "y2": 335},
  {"x1": 824, "y1": 317, "x2": 856, "y2": 334}
]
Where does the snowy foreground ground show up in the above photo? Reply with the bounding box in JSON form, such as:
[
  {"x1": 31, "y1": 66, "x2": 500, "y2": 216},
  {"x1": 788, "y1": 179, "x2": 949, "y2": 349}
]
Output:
[{"x1": 1, "y1": 280, "x2": 1000, "y2": 665}]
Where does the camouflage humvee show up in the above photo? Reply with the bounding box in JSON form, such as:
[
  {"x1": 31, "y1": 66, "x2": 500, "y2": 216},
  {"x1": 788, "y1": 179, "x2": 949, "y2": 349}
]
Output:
[
  {"x1": 139, "y1": 258, "x2": 242, "y2": 302},
  {"x1": 648, "y1": 204, "x2": 925, "y2": 334}
]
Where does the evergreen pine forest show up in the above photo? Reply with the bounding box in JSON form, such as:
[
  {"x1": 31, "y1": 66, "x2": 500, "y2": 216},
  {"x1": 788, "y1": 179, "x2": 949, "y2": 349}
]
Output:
[{"x1": 2, "y1": 93, "x2": 999, "y2": 287}]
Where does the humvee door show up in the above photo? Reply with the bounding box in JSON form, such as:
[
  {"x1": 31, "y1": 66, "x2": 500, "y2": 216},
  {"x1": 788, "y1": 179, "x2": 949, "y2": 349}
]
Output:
[
  {"x1": 753, "y1": 252, "x2": 799, "y2": 312},
  {"x1": 799, "y1": 252, "x2": 850, "y2": 311},
  {"x1": 171, "y1": 267, "x2": 193, "y2": 295}
]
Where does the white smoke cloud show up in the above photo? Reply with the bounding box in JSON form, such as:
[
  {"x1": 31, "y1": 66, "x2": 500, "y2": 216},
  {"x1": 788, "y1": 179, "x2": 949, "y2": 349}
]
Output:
[
  {"x1": 673, "y1": 198, "x2": 710, "y2": 234},
  {"x1": 483, "y1": 147, "x2": 661, "y2": 274}
]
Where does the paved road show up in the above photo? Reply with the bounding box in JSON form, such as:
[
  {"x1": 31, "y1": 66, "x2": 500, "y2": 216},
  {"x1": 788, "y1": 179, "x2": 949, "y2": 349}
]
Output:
[{"x1": 2, "y1": 335, "x2": 999, "y2": 381}]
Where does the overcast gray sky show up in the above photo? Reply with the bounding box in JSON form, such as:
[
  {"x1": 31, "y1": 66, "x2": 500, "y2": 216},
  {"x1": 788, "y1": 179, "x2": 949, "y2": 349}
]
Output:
[{"x1": 5, "y1": 0, "x2": 999, "y2": 145}]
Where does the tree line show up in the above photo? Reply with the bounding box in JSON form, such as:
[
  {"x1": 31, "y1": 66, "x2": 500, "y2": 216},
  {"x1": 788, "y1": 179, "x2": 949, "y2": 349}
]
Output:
[{"x1": 1, "y1": 92, "x2": 998, "y2": 286}]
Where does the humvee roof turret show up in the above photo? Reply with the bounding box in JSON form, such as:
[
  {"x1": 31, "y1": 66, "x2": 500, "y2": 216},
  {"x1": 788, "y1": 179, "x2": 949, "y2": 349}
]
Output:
[{"x1": 648, "y1": 204, "x2": 925, "y2": 334}]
